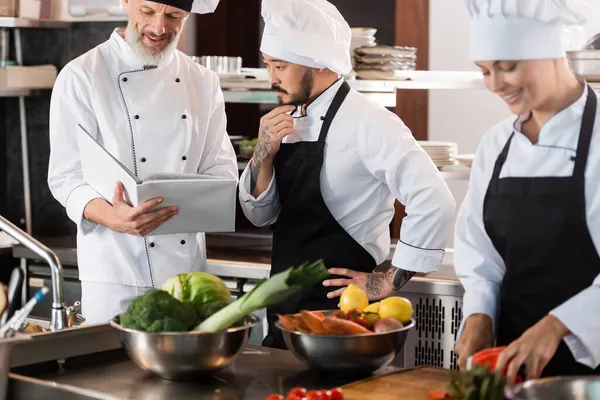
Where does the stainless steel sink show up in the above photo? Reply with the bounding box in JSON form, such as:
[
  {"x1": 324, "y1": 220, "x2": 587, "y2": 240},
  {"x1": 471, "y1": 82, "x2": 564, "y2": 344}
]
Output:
[{"x1": 8, "y1": 375, "x2": 114, "y2": 400}]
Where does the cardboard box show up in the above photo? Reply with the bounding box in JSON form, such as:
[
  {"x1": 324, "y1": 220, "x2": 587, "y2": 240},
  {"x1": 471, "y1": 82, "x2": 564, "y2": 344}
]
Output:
[
  {"x1": 0, "y1": 0, "x2": 17, "y2": 17},
  {"x1": 0, "y1": 65, "x2": 57, "y2": 89}
]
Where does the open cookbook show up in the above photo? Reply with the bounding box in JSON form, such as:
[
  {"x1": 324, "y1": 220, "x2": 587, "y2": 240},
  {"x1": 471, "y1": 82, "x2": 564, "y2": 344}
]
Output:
[{"x1": 76, "y1": 124, "x2": 237, "y2": 235}]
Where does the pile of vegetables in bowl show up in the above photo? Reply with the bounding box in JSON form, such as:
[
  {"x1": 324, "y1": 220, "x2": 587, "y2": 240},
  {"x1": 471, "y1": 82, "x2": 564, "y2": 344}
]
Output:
[
  {"x1": 277, "y1": 283, "x2": 414, "y2": 335},
  {"x1": 119, "y1": 259, "x2": 329, "y2": 333}
]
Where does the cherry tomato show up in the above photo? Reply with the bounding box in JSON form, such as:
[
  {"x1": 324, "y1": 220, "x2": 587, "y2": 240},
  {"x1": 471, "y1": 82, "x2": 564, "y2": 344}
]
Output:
[
  {"x1": 265, "y1": 395, "x2": 284, "y2": 400},
  {"x1": 328, "y1": 388, "x2": 344, "y2": 400},
  {"x1": 306, "y1": 390, "x2": 324, "y2": 400},
  {"x1": 287, "y1": 387, "x2": 308, "y2": 399}
]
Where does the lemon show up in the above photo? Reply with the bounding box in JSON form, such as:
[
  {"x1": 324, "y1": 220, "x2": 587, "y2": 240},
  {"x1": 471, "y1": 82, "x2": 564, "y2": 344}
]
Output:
[
  {"x1": 363, "y1": 302, "x2": 380, "y2": 314},
  {"x1": 378, "y1": 296, "x2": 413, "y2": 323},
  {"x1": 339, "y1": 284, "x2": 369, "y2": 312}
]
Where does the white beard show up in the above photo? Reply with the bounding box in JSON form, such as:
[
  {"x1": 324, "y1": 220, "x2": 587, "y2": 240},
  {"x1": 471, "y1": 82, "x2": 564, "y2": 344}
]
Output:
[{"x1": 124, "y1": 25, "x2": 181, "y2": 67}]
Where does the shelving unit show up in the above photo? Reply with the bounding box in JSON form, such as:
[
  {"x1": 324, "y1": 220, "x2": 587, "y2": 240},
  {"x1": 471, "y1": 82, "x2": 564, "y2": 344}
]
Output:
[{"x1": 0, "y1": 18, "x2": 71, "y2": 237}]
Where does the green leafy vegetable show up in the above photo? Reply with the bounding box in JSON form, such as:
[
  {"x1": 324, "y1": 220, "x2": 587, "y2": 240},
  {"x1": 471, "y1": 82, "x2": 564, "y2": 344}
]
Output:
[
  {"x1": 195, "y1": 260, "x2": 329, "y2": 332},
  {"x1": 121, "y1": 289, "x2": 197, "y2": 332},
  {"x1": 446, "y1": 364, "x2": 506, "y2": 400},
  {"x1": 161, "y1": 272, "x2": 232, "y2": 322}
]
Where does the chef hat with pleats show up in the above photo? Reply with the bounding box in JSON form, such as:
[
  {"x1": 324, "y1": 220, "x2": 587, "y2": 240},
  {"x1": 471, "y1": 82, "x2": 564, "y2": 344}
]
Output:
[
  {"x1": 152, "y1": 0, "x2": 220, "y2": 13},
  {"x1": 466, "y1": 0, "x2": 594, "y2": 61},
  {"x1": 260, "y1": 0, "x2": 352, "y2": 76}
]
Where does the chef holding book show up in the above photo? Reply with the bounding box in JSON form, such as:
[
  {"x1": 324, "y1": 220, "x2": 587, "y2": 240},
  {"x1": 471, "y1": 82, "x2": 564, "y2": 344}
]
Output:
[
  {"x1": 47, "y1": 0, "x2": 238, "y2": 324},
  {"x1": 239, "y1": 0, "x2": 456, "y2": 349}
]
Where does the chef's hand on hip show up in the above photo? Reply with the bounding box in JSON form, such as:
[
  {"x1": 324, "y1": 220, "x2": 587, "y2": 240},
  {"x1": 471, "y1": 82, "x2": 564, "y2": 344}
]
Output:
[
  {"x1": 323, "y1": 268, "x2": 395, "y2": 301},
  {"x1": 494, "y1": 315, "x2": 568, "y2": 384},
  {"x1": 455, "y1": 314, "x2": 495, "y2": 371},
  {"x1": 101, "y1": 182, "x2": 178, "y2": 236},
  {"x1": 250, "y1": 105, "x2": 295, "y2": 197}
]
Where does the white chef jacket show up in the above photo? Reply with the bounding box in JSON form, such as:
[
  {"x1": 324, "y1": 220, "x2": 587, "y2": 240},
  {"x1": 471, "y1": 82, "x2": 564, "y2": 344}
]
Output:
[
  {"x1": 455, "y1": 84, "x2": 600, "y2": 368},
  {"x1": 48, "y1": 29, "x2": 238, "y2": 288},
  {"x1": 238, "y1": 79, "x2": 456, "y2": 272}
]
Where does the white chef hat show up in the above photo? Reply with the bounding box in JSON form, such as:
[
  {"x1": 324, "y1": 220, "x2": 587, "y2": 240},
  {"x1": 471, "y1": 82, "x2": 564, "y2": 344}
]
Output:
[
  {"x1": 466, "y1": 0, "x2": 594, "y2": 61},
  {"x1": 260, "y1": 0, "x2": 352, "y2": 76},
  {"x1": 153, "y1": 0, "x2": 219, "y2": 13}
]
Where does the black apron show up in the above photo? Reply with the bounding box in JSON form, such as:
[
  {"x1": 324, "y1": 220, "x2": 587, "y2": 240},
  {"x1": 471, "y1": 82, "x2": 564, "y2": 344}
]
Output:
[
  {"x1": 262, "y1": 81, "x2": 377, "y2": 349},
  {"x1": 483, "y1": 84, "x2": 600, "y2": 377}
]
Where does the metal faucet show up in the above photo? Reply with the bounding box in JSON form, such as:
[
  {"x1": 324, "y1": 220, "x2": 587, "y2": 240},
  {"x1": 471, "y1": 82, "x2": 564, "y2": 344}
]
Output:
[{"x1": 0, "y1": 215, "x2": 67, "y2": 331}]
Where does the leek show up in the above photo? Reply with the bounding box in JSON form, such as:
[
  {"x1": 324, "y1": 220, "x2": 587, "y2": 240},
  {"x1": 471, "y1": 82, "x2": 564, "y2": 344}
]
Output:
[{"x1": 195, "y1": 259, "x2": 329, "y2": 332}]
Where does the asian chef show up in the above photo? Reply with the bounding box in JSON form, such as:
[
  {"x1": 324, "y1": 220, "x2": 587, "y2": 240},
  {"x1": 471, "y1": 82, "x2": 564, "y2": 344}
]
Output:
[
  {"x1": 47, "y1": 0, "x2": 237, "y2": 324},
  {"x1": 238, "y1": 0, "x2": 456, "y2": 349},
  {"x1": 454, "y1": 0, "x2": 600, "y2": 382}
]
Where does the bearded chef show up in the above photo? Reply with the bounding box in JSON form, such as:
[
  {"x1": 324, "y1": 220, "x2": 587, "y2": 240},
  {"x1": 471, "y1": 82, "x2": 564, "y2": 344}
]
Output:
[
  {"x1": 47, "y1": 0, "x2": 237, "y2": 324},
  {"x1": 454, "y1": 0, "x2": 600, "y2": 383},
  {"x1": 238, "y1": 0, "x2": 456, "y2": 349}
]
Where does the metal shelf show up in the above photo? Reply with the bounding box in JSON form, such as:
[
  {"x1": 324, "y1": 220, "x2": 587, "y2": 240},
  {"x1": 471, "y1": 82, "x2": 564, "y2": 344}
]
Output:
[
  {"x1": 222, "y1": 89, "x2": 396, "y2": 107},
  {"x1": 0, "y1": 17, "x2": 71, "y2": 29},
  {"x1": 0, "y1": 88, "x2": 40, "y2": 97}
]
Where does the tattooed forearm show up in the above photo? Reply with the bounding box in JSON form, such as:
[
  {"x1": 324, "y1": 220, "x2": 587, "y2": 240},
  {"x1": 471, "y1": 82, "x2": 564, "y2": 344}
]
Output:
[
  {"x1": 250, "y1": 127, "x2": 272, "y2": 194},
  {"x1": 365, "y1": 267, "x2": 415, "y2": 298},
  {"x1": 389, "y1": 268, "x2": 416, "y2": 291}
]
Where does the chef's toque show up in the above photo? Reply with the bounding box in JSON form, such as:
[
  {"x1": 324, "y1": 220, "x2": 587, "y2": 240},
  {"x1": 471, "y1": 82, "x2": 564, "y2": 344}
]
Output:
[
  {"x1": 260, "y1": 0, "x2": 352, "y2": 76},
  {"x1": 151, "y1": 0, "x2": 220, "y2": 13},
  {"x1": 465, "y1": 0, "x2": 594, "y2": 61}
]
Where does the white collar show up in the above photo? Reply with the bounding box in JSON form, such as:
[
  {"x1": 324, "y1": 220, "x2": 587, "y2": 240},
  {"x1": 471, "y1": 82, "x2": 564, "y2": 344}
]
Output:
[{"x1": 513, "y1": 80, "x2": 588, "y2": 145}]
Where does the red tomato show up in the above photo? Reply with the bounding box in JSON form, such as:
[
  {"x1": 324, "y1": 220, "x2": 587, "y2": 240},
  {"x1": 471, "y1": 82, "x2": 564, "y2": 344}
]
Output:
[
  {"x1": 306, "y1": 390, "x2": 324, "y2": 400},
  {"x1": 265, "y1": 395, "x2": 284, "y2": 400},
  {"x1": 287, "y1": 388, "x2": 308, "y2": 400},
  {"x1": 427, "y1": 390, "x2": 450, "y2": 400},
  {"x1": 328, "y1": 388, "x2": 344, "y2": 400}
]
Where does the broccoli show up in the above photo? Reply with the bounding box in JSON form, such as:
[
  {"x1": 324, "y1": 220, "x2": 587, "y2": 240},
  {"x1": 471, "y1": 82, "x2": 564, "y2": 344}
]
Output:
[{"x1": 120, "y1": 289, "x2": 197, "y2": 332}]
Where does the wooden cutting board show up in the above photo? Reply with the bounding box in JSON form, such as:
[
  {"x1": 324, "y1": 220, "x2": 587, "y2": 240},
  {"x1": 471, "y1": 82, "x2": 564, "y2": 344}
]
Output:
[{"x1": 342, "y1": 366, "x2": 450, "y2": 400}]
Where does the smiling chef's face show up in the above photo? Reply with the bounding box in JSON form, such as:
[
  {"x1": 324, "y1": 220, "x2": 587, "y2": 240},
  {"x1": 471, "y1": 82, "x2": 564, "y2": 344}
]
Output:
[
  {"x1": 476, "y1": 59, "x2": 564, "y2": 115},
  {"x1": 262, "y1": 53, "x2": 317, "y2": 106},
  {"x1": 124, "y1": 0, "x2": 188, "y2": 65}
]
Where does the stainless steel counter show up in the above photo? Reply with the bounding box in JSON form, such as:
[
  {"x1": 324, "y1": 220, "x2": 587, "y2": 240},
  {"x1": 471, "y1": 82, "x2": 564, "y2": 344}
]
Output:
[{"x1": 12, "y1": 344, "x2": 398, "y2": 399}]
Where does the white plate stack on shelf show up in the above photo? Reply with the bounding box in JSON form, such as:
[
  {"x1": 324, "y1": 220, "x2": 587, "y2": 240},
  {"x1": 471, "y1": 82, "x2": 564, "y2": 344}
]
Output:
[
  {"x1": 350, "y1": 27, "x2": 377, "y2": 69},
  {"x1": 418, "y1": 141, "x2": 458, "y2": 168}
]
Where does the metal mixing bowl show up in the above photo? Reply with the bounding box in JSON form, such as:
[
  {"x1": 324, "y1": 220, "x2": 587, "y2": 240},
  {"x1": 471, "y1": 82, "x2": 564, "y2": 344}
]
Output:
[
  {"x1": 109, "y1": 314, "x2": 259, "y2": 380},
  {"x1": 276, "y1": 310, "x2": 415, "y2": 373},
  {"x1": 505, "y1": 376, "x2": 600, "y2": 400}
]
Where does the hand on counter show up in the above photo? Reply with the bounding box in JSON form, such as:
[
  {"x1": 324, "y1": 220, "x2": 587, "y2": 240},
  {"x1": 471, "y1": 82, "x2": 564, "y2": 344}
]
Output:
[
  {"x1": 455, "y1": 314, "x2": 495, "y2": 371},
  {"x1": 323, "y1": 266, "x2": 415, "y2": 301},
  {"x1": 84, "y1": 182, "x2": 178, "y2": 236},
  {"x1": 495, "y1": 315, "x2": 569, "y2": 384}
]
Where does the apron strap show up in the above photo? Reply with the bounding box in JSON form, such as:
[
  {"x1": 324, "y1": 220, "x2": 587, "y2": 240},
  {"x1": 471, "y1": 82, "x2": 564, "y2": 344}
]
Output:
[
  {"x1": 491, "y1": 132, "x2": 515, "y2": 184},
  {"x1": 318, "y1": 81, "x2": 351, "y2": 143},
  {"x1": 573, "y1": 84, "x2": 598, "y2": 179}
]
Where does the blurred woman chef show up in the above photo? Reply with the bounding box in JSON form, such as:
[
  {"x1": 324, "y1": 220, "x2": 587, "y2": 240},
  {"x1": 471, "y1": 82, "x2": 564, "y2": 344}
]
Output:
[{"x1": 454, "y1": 0, "x2": 600, "y2": 383}]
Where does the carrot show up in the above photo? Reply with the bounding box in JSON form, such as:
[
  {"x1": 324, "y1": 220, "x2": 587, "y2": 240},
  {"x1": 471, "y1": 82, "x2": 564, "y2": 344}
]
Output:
[
  {"x1": 277, "y1": 314, "x2": 296, "y2": 331},
  {"x1": 309, "y1": 311, "x2": 325, "y2": 321},
  {"x1": 322, "y1": 316, "x2": 372, "y2": 335},
  {"x1": 299, "y1": 310, "x2": 327, "y2": 334}
]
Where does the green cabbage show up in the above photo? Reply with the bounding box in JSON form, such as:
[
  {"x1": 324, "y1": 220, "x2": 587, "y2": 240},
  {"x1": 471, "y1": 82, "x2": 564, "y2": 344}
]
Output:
[{"x1": 161, "y1": 272, "x2": 232, "y2": 322}]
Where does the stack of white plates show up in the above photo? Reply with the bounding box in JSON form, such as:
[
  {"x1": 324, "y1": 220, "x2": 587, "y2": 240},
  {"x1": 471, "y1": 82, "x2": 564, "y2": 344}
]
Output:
[
  {"x1": 350, "y1": 28, "x2": 377, "y2": 69},
  {"x1": 418, "y1": 141, "x2": 458, "y2": 168}
]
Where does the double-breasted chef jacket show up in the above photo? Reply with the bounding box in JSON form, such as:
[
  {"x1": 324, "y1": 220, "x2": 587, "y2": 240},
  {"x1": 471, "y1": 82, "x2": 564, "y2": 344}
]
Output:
[
  {"x1": 48, "y1": 29, "x2": 238, "y2": 291},
  {"x1": 455, "y1": 83, "x2": 600, "y2": 372}
]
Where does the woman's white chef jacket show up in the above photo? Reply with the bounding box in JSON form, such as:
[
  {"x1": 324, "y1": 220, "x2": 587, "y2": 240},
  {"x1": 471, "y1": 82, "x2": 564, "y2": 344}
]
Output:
[
  {"x1": 238, "y1": 78, "x2": 456, "y2": 273},
  {"x1": 47, "y1": 29, "x2": 238, "y2": 288},
  {"x1": 455, "y1": 85, "x2": 600, "y2": 368}
]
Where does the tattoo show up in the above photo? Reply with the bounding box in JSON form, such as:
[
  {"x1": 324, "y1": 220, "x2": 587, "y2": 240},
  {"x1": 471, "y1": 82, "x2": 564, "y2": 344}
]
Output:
[
  {"x1": 365, "y1": 267, "x2": 415, "y2": 297},
  {"x1": 250, "y1": 126, "x2": 272, "y2": 193},
  {"x1": 389, "y1": 268, "x2": 416, "y2": 291},
  {"x1": 365, "y1": 271, "x2": 389, "y2": 298}
]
